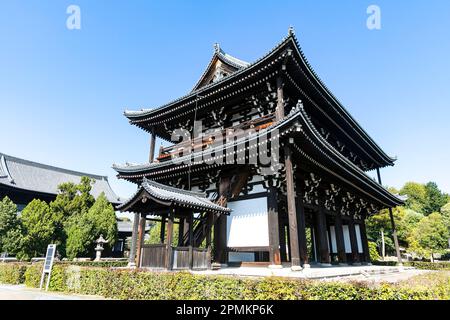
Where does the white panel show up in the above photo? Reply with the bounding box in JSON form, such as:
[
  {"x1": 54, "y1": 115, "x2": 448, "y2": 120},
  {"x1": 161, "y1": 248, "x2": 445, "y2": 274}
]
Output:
[
  {"x1": 330, "y1": 226, "x2": 337, "y2": 253},
  {"x1": 226, "y1": 197, "x2": 269, "y2": 247},
  {"x1": 355, "y1": 225, "x2": 363, "y2": 253},
  {"x1": 248, "y1": 184, "x2": 265, "y2": 194},
  {"x1": 343, "y1": 225, "x2": 352, "y2": 253},
  {"x1": 326, "y1": 230, "x2": 330, "y2": 252},
  {"x1": 228, "y1": 252, "x2": 255, "y2": 262}
]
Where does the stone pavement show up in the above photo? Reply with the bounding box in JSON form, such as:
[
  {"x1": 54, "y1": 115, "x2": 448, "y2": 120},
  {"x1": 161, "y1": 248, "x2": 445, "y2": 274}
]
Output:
[
  {"x1": 192, "y1": 264, "x2": 430, "y2": 283},
  {"x1": 0, "y1": 284, "x2": 104, "y2": 300}
]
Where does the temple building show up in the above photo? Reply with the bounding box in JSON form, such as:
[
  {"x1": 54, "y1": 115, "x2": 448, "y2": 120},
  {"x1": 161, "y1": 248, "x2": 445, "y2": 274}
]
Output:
[
  {"x1": 114, "y1": 28, "x2": 404, "y2": 270},
  {"x1": 0, "y1": 152, "x2": 121, "y2": 210}
]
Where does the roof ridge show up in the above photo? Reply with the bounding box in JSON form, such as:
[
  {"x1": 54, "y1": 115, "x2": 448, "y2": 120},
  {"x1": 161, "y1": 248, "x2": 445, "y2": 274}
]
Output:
[{"x1": 0, "y1": 152, "x2": 109, "y2": 181}]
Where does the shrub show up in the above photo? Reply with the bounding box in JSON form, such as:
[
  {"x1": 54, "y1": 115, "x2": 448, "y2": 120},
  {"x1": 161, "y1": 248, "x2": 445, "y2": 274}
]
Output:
[
  {"x1": 1, "y1": 263, "x2": 449, "y2": 300},
  {"x1": 368, "y1": 241, "x2": 381, "y2": 261},
  {"x1": 0, "y1": 263, "x2": 27, "y2": 284}
]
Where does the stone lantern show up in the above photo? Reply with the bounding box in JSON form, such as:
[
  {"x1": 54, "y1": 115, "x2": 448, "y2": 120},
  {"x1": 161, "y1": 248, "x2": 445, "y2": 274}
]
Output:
[{"x1": 94, "y1": 234, "x2": 109, "y2": 261}]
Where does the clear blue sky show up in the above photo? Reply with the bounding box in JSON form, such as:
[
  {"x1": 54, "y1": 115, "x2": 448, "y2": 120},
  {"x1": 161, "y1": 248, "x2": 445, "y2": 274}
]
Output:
[{"x1": 1, "y1": 1, "x2": 449, "y2": 199}]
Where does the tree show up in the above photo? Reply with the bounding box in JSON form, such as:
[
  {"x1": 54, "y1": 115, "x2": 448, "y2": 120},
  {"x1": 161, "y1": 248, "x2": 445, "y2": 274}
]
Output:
[
  {"x1": 399, "y1": 182, "x2": 427, "y2": 213},
  {"x1": 146, "y1": 221, "x2": 179, "y2": 246},
  {"x1": 397, "y1": 209, "x2": 424, "y2": 243},
  {"x1": 408, "y1": 213, "x2": 449, "y2": 261},
  {"x1": 423, "y1": 182, "x2": 449, "y2": 215},
  {"x1": 19, "y1": 199, "x2": 56, "y2": 260},
  {"x1": 50, "y1": 177, "x2": 96, "y2": 256},
  {"x1": 0, "y1": 196, "x2": 19, "y2": 252},
  {"x1": 65, "y1": 193, "x2": 117, "y2": 259}
]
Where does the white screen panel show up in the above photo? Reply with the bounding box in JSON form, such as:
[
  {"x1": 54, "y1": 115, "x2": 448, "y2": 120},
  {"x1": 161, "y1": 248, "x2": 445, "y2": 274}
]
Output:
[
  {"x1": 226, "y1": 197, "x2": 269, "y2": 248},
  {"x1": 330, "y1": 226, "x2": 337, "y2": 253},
  {"x1": 343, "y1": 225, "x2": 352, "y2": 253},
  {"x1": 355, "y1": 225, "x2": 363, "y2": 253}
]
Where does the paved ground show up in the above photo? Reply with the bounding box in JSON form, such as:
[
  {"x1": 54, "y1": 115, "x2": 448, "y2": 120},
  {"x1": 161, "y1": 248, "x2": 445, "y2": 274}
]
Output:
[
  {"x1": 0, "y1": 284, "x2": 104, "y2": 300},
  {"x1": 192, "y1": 264, "x2": 430, "y2": 283}
]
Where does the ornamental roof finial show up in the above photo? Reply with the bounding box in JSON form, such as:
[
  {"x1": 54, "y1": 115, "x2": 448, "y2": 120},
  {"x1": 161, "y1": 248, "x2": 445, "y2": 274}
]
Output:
[
  {"x1": 288, "y1": 25, "x2": 295, "y2": 36},
  {"x1": 213, "y1": 42, "x2": 220, "y2": 53}
]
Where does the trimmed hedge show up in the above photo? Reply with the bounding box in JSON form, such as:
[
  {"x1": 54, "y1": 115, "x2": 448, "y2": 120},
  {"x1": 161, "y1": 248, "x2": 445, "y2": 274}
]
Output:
[
  {"x1": 0, "y1": 263, "x2": 27, "y2": 284},
  {"x1": 2, "y1": 263, "x2": 449, "y2": 300},
  {"x1": 373, "y1": 260, "x2": 450, "y2": 270}
]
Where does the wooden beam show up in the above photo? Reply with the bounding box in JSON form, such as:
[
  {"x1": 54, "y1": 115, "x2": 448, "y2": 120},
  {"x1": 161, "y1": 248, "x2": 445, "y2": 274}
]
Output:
[
  {"x1": 178, "y1": 217, "x2": 185, "y2": 246},
  {"x1": 334, "y1": 212, "x2": 347, "y2": 264},
  {"x1": 279, "y1": 218, "x2": 287, "y2": 262},
  {"x1": 214, "y1": 176, "x2": 230, "y2": 264},
  {"x1": 284, "y1": 145, "x2": 301, "y2": 270},
  {"x1": 267, "y1": 186, "x2": 281, "y2": 266}
]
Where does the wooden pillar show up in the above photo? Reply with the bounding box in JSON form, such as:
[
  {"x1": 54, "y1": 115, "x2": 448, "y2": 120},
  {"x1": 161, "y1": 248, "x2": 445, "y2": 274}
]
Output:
[
  {"x1": 334, "y1": 212, "x2": 347, "y2": 264},
  {"x1": 267, "y1": 186, "x2": 281, "y2": 266},
  {"x1": 136, "y1": 214, "x2": 146, "y2": 267},
  {"x1": 149, "y1": 128, "x2": 156, "y2": 163},
  {"x1": 165, "y1": 210, "x2": 174, "y2": 270},
  {"x1": 295, "y1": 196, "x2": 309, "y2": 266},
  {"x1": 359, "y1": 220, "x2": 371, "y2": 264},
  {"x1": 188, "y1": 213, "x2": 194, "y2": 269},
  {"x1": 276, "y1": 76, "x2": 285, "y2": 121},
  {"x1": 376, "y1": 168, "x2": 382, "y2": 185},
  {"x1": 315, "y1": 207, "x2": 331, "y2": 265},
  {"x1": 214, "y1": 177, "x2": 229, "y2": 264},
  {"x1": 389, "y1": 208, "x2": 403, "y2": 266},
  {"x1": 160, "y1": 214, "x2": 166, "y2": 243},
  {"x1": 348, "y1": 216, "x2": 360, "y2": 264},
  {"x1": 129, "y1": 212, "x2": 140, "y2": 266},
  {"x1": 178, "y1": 217, "x2": 185, "y2": 246},
  {"x1": 279, "y1": 220, "x2": 287, "y2": 262},
  {"x1": 284, "y1": 145, "x2": 301, "y2": 270},
  {"x1": 206, "y1": 213, "x2": 213, "y2": 269}
]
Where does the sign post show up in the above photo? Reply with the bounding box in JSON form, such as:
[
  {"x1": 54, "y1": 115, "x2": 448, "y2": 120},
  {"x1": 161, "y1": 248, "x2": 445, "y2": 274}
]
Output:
[{"x1": 39, "y1": 244, "x2": 57, "y2": 291}]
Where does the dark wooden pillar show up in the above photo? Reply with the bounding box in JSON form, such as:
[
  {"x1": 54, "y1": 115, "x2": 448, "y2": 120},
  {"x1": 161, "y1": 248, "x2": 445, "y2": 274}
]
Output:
[
  {"x1": 276, "y1": 76, "x2": 285, "y2": 121},
  {"x1": 165, "y1": 210, "x2": 174, "y2": 270},
  {"x1": 348, "y1": 216, "x2": 360, "y2": 264},
  {"x1": 284, "y1": 145, "x2": 301, "y2": 270},
  {"x1": 295, "y1": 196, "x2": 309, "y2": 266},
  {"x1": 279, "y1": 219, "x2": 287, "y2": 262},
  {"x1": 359, "y1": 220, "x2": 371, "y2": 263},
  {"x1": 334, "y1": 212, "x2": 347, "y2": 264},
  {"x1": 160, "y1": 214, "x2": 166, "y2": 243},
  {"x1": 149, "y1": 127, "x2": 156, "y2": 163},
  {"x1": 188, "y1": 213, "x2": 194, "y2": 269},
  {"x1": 267, "y1": 186, "x2": 281, "y2": 266},
  {"x1": 214, "y1": 177, "x2": 229, "y2": 264},
  {"x1": 129, "y1": 212, "x2": 140, "y2": 266},
  {"x1": 136, "y1": 214, "x2": 146, "y2": 267},
  {"x1": 315, "y1": 207, "x2": 331, "y2": 265},
  {"x1": 178, "y1": 217, "x2": 185, "y2": 246},
  {"x1": 389, "y1": 208, "x2": 403, "y2": 266}
]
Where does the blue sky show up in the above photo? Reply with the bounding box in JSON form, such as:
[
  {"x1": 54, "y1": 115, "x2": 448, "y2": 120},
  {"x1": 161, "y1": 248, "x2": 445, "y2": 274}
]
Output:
[{"x1": 1, "y1": 1, "x2": 449, "y2": 198}]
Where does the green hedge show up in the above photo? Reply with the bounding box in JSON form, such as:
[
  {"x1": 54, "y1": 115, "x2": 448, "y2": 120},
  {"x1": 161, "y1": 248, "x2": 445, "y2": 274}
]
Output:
[
  {"x1": 0, "y1": 263, "x2": 27, "y2": 284},
  {"x1": 1, "y1": 263, "x2": 449, "y2": 300},
  {"x1": 373, "y1": 260, "x2": 450, "y2": 270}
]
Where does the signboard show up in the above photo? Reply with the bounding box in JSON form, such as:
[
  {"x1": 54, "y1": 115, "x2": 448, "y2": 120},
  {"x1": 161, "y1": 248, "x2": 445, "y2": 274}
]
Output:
[{"x1": 39, "y1": 244, "x2": 57, "y2": 291}]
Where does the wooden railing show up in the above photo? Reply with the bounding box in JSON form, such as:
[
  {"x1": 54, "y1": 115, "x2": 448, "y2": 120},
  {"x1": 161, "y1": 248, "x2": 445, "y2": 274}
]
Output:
[{"x1": 157, "y1": 113, "x2": 275, "y2": 162}]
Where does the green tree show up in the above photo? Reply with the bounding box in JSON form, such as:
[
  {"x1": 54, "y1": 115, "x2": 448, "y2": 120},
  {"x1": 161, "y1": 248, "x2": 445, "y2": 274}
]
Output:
[
  {"x1": 65, "y1": 193, "x2": 117, "y2": 259},
  {"x1": 19, "y1": 199, "x2": 56, "y2": 260},
  {"x1": 408, "y1": 213, "x2": 449, "y2": 261},
  {"x1": 146, "y1": 221, "x2": 179, "y2": 246},
  {"x1": 399, "y1": 182, "x2": 427, "y2": 213},
  {"x1": 50, "y1": 177, "x2": 96, "y2": 256},
  {"x1": 0, "y1": 196, "x2": 19, "y2": 252},
  {"x1": 397, "y1": 209, "x2": 424, "y2": 242},
  {"x1": 423, "y1": 182, "x2": 449, "y2": 215}
]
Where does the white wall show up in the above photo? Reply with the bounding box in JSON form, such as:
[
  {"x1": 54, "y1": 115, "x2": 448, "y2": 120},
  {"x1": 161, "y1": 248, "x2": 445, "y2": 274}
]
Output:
[
  {"x1": 226, "y1": 197, "x2": 269, "y2": 248},
  {"x1": 343, "y1": 225, "x2": 352, "y2": 253},
  {"x1": 355, "y1": 224, "x2": 363, "y2": 253}
]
